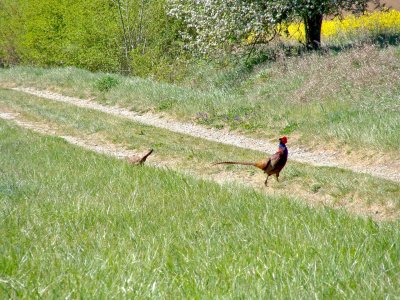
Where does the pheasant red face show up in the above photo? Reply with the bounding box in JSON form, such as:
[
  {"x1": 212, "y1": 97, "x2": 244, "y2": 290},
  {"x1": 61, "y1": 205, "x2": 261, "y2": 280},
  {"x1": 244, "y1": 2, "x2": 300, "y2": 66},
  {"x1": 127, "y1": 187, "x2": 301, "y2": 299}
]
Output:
[{"x1": 279, "y1": 136, "x2": 288, "y2": 144}]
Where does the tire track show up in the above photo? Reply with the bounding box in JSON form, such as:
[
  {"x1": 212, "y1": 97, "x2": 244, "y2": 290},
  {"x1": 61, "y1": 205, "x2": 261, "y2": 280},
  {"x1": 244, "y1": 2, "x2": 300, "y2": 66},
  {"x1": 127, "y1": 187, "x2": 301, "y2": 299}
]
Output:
[
  {"x1": 0, "y1": 110, "x2": 398, "y2": 221},
  {"x1": 9, "y1": 87, "x2": 400, "y2": 183}
]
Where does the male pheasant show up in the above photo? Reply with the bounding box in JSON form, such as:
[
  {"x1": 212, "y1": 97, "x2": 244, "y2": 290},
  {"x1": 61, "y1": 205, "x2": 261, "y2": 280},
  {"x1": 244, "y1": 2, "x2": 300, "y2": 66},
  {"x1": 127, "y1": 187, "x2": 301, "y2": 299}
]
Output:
[{"x1": 214, "y1": 136, "x2": 288, "y2": 186}]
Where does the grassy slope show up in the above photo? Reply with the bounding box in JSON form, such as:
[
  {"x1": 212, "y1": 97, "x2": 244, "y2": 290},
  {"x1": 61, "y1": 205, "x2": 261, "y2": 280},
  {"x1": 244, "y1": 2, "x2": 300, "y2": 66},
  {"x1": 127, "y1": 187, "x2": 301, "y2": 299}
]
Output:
[
  {"x1": 1, "y1": 120, "x2": 399, "y2": 298},
  {"x1": 0, "y1": 45, "x2": 399, "y2": 159},
  {"x1": 0, "y1": 88, "x2": 399, "y2": 218}
]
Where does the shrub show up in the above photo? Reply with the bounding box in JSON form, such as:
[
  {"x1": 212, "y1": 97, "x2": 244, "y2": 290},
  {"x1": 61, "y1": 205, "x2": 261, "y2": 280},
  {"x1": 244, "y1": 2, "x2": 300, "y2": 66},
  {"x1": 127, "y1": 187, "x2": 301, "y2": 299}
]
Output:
[{"x1": 95, "y1": 75, "x2": 120, "y2": 92}]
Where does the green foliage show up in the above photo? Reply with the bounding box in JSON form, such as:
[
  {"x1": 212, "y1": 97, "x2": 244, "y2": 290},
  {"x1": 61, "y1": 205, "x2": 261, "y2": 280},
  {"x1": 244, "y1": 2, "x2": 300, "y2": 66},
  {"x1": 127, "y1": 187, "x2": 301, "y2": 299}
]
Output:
[
  {"x1": 0, "y1": 0, "x2": 121, "y2": 70},
  {"x1": 0, "y1": 0, "x2": 27, "y2": 66},
  {"x1": 0, "y1": 0, "x2": 184, "y2": 79},
  {"x1": 126, "y1": 0, "x2": 187, "y2": 80},
  {"x1": 0, "y1": 0, "x2": 388, "y2": 78},
  {"x1": 95, "y1": 75, "x2": 120, "y2": 92}
]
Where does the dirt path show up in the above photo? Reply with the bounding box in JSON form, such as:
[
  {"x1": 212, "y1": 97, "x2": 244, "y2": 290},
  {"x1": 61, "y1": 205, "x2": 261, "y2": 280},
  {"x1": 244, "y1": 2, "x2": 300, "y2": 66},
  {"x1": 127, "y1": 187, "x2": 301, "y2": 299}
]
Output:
[
  {"x1": 1, "y1": 110, "x2": 399, "y2": 221},
  {"x1": 0, "y1": 111, "x2": 166, "y2": 167},
  {"x1": 9, "y1": 87, "x2": 400, "y2": 183}
]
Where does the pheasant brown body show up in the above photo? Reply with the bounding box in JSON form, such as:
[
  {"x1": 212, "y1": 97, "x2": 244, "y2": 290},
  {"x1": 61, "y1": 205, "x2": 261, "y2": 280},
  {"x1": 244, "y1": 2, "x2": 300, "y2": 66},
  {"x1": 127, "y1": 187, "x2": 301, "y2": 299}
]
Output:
[
  {"x1": 127, "y1": 149, "x2": 153, "y2": 165},
  {"x1": 214, "y1": 137, "x2": 288, "y2": 186}
]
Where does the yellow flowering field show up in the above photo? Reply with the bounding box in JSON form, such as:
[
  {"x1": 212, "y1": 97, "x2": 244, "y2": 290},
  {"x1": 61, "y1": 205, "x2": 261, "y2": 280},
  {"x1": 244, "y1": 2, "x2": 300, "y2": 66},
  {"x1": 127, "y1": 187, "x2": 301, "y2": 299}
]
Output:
[{"x1": 287, "y1": 9, "x2": 400, "y2": 42}]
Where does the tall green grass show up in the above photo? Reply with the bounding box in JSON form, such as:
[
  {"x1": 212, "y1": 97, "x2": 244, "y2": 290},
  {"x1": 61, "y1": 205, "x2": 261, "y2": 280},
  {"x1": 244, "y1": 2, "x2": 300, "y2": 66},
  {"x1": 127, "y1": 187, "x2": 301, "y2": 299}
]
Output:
[
  {"x1": 1, "y1": 45, "x2": 399, "y2": 154},
  {"x1": 1, "y1": 120, "x2": 399, "y2": 298}
]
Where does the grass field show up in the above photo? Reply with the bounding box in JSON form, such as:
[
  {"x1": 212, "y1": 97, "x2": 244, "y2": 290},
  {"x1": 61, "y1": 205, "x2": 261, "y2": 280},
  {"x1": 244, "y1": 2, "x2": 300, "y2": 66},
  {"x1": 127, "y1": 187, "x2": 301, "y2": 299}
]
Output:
[
  {"x1": 1, "y1": 120, "x2": 399, "y2": 298},
  {"x1": 0, "y1": 88, "x2": 399, "y2": 220},
  {"x1": 1, "y1": 4, "x2": 400, "y2": 298},
  {"x1": 1, "y1": 44, "x2": 399, "y2": 160},
  {"x1": 1, "y1": 36, "x2": 400, "y2": 298}
]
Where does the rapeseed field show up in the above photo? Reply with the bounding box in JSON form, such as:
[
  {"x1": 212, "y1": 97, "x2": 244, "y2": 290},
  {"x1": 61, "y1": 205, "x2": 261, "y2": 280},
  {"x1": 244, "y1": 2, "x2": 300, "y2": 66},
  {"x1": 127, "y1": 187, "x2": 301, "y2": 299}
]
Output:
[{"x1": 287, "y1": 9, "x2": 400, "y2": 43}]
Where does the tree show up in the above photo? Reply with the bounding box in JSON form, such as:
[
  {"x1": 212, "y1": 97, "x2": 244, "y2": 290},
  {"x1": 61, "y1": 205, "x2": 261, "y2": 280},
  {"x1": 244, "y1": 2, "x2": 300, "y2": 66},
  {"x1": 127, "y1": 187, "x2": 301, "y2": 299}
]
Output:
[
  {"x1": 168, "y1": 0, "x2": 273, "y2": 55},
  {"x1": 168, "y1": 0, "x2": 381, "y2": 53},
  {"x1": 266, "y1": 0, "x2": 381, "y2": 49},
  {"x1": 112, "y1": 0, "x2": 183, "y2": 78},
  {"x1": 0, "y1": 0, "x2": 181, "y2": 78},
  {"x1": 112, "y1": 0, "x2": 148, "y2": 73}
]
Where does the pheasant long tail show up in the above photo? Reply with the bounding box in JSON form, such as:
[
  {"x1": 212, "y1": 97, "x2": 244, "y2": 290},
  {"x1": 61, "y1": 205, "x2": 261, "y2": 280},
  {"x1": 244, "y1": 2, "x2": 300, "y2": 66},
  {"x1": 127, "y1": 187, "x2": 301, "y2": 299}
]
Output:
[
  {"x1": 138, "y1": 149, "x2": 154, "y2": 164},
  {"x1": 213, "y1": 160, "x2": 268, "y2": 170}
]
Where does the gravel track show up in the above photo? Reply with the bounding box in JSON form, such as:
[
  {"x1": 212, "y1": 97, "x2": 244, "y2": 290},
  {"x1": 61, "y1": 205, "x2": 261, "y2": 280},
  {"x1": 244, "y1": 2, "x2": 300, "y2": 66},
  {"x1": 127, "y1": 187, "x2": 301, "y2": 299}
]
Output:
[
  {"x1": 0, "y1": 111, "x2": 154, "y2": 163},
  {"x1": 9, "y1": 87, "x2": 400, "y2": 183},
  {"x1": 2, "y1": 110, "x2": 398, "y2": 221}
]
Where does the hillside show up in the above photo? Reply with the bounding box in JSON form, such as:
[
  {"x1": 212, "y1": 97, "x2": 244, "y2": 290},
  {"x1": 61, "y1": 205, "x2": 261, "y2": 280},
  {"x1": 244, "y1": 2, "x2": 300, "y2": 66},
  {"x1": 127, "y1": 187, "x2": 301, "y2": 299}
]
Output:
[{"x1": 1, "y1": 44, "x2": 399, "y2": 164}]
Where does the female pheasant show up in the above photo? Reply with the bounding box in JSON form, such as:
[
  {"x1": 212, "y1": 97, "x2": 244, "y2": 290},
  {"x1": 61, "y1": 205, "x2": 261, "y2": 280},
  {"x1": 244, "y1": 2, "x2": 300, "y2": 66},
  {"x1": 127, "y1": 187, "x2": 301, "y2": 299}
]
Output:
[{"x1": 127, "y1": 149, "x2": 153, "y2": 165}]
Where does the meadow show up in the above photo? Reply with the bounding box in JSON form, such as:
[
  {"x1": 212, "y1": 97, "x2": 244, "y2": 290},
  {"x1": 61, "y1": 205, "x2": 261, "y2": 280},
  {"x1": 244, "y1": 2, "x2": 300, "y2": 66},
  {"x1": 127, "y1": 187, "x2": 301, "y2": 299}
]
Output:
[
  {"x1": 1, "y1": 7, "x2": 400, "y2": 299},
  {"x1": 1, "y1": 120, "x2": 399, "y2": 298},
  {"x1": 1, "y1": 43, "x2": 399, "y2": 160},
  {"x1": 0, "y1": 88, "x2": 398, "y2": 218}
]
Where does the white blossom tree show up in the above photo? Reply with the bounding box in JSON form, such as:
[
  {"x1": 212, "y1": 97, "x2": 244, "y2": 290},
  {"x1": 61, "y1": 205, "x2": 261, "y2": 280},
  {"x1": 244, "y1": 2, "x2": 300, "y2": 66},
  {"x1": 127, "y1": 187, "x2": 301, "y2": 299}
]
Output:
[{"x1": 168, "y1": 0, "x2": 381, "y2": 53}]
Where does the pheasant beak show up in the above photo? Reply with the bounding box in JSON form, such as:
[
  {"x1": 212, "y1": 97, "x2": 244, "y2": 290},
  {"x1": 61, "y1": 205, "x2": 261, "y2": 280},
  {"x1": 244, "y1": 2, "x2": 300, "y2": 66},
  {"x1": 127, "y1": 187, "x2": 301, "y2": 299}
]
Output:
[{"x1": 279, "y1": 136, "x2": 288, "y2": 144}]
